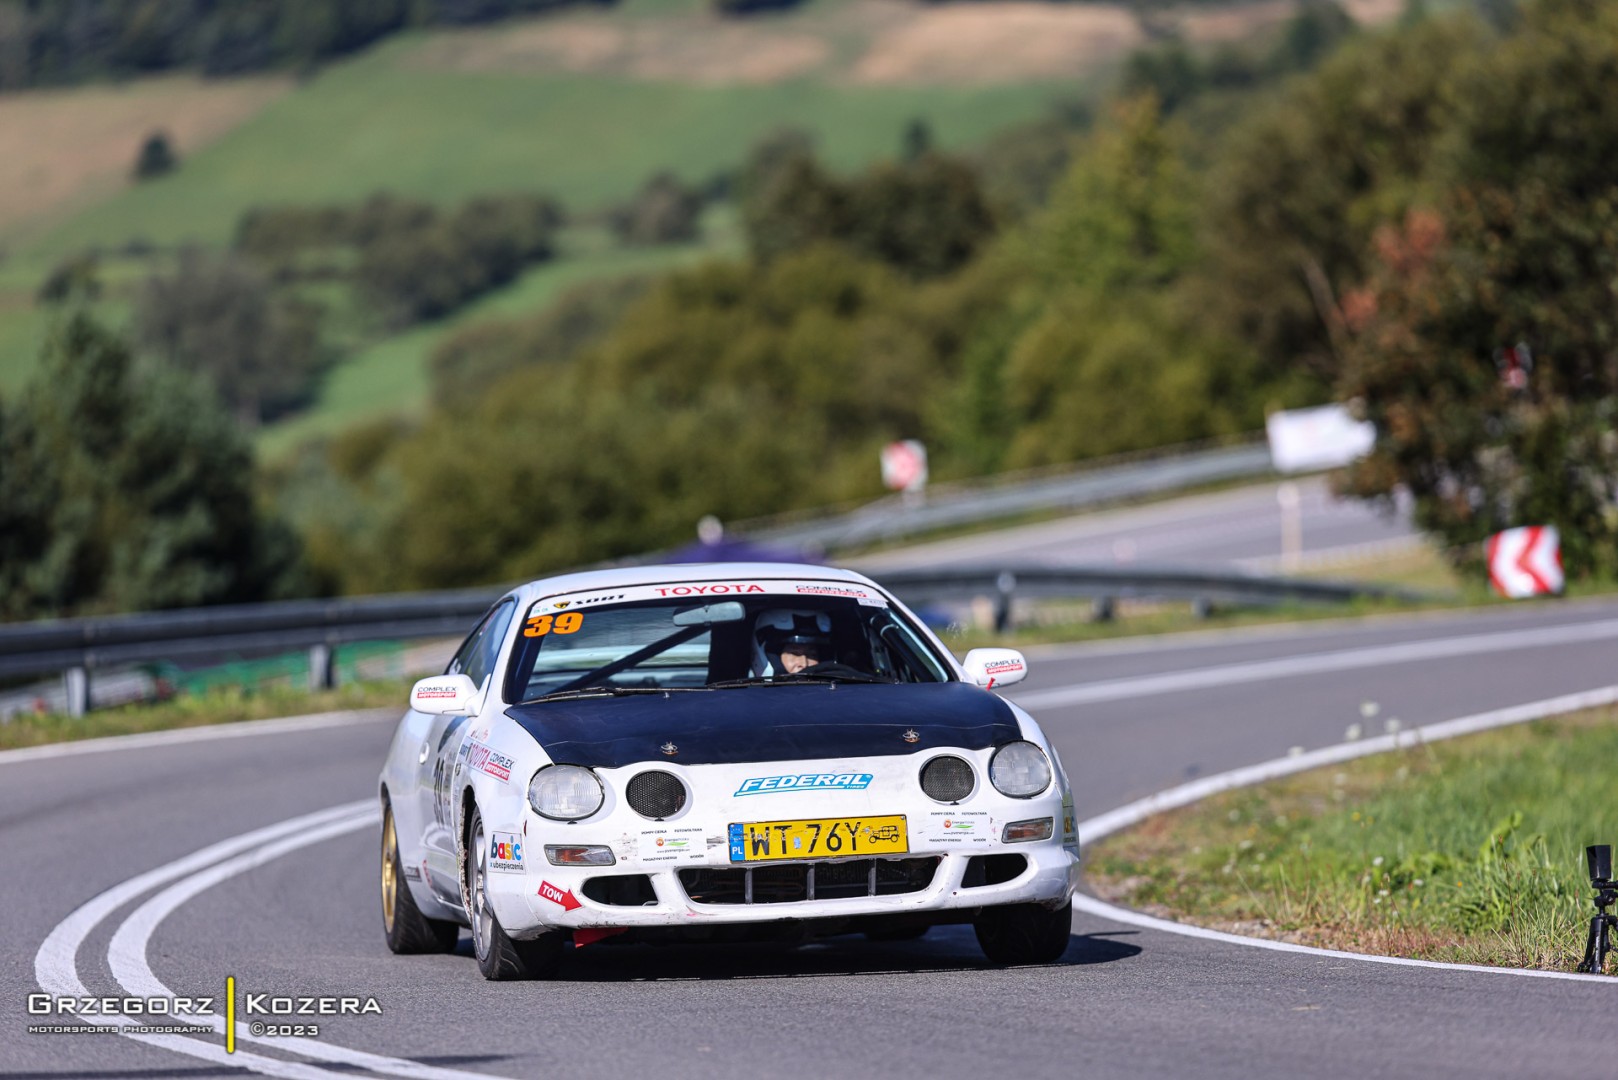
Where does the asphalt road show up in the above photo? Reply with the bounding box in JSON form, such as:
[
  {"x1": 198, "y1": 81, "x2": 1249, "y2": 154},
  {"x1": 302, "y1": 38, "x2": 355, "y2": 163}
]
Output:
[
  {"x1": 6, "y1": 597, "x2": 1616, "y2": 1080},
  {"x1": 852, "y1": 477, "x2": 1416, "y2": 573}
]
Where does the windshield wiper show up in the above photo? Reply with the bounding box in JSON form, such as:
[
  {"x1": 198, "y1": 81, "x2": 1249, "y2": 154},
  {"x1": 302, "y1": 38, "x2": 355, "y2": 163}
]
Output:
[
  {"x1": 709, "y1": 676, "x2": 837, "y2": 689},
  {"x1": 710, "y1": 669, "x2": 893, "y2": 689},
  {"x1": 528, "y1": 686, "x2": 692, "y2": 703}
]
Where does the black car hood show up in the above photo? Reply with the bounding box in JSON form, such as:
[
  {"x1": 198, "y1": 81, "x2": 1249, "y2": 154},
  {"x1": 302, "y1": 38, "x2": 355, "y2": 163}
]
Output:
[{"x1": 505, "y1": 681, "x2": 1021, "y2": 768}]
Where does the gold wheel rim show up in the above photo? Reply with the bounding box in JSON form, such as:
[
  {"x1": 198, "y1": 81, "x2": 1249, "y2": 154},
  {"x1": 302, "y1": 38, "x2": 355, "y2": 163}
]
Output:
[{"x1": 381, "y1": 808, "x2": 397, "y2": 932}]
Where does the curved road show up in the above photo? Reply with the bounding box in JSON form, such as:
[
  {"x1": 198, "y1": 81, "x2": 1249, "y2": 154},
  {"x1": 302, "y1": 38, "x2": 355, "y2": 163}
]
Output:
[
  {"x1": 6, "y1": 597, "x2": 1615, "y2": 1080},
  {"x1": 852, "y1": 477, "x2": 1415, "y2": 573}
]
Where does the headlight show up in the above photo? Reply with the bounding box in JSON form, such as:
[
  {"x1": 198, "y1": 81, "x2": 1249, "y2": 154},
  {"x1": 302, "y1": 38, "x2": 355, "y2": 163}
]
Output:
[
  {"x1": 528, "y1": 765, "x2": 604, "y2": 821},
  {"x1": 989, "y1": 742, "x2": 1051, "y2": 798}
]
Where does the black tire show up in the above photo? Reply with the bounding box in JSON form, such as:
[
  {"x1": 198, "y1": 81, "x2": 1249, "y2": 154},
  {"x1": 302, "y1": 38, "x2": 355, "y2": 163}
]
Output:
[
  {"x1": 973, "y1": 899, "x2": 1073, "y2": 965},
  {"x1": 467, "y1": 807, "x2": 564, "y2": 981},
  {"x1": 381, "y1": 800, "x2": 459, "y2": 955}
]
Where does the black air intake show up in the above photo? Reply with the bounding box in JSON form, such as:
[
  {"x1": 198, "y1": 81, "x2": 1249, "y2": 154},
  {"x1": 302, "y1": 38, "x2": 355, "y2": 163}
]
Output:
[{"x1": 626, "y1": 770, "x2": 687, "y2": 819}]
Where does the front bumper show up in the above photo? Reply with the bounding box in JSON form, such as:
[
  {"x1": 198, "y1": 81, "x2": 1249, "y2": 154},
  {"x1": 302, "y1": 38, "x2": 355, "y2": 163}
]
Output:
[{"x1": 494, "y1": 840, "x2": 1079, "y2": 937}]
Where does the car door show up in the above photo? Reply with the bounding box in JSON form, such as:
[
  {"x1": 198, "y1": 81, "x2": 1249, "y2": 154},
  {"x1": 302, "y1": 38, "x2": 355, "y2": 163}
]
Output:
[{"x1": 419, "y1": 598, "x2": 516, "y2": 903}]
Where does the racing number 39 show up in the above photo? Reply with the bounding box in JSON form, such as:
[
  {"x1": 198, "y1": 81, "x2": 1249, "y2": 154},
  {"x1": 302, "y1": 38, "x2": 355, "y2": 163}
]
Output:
[{"x1": 524, "y1": 612, "x2": 583, "y2": 638}]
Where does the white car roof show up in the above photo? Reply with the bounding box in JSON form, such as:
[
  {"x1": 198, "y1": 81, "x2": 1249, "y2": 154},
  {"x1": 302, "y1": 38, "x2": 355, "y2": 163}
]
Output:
[{"x1": 509, "y1": 562, "x2": 882, "y2": 605}]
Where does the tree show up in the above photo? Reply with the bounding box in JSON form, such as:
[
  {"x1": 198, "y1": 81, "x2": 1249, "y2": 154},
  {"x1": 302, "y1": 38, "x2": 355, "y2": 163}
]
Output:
[
  {"x1": 1198, "y1": 14, "x2": 1483, "y2": 381},
  {"x1": 848, "y1": 154, "x2": 996, "y2": 279},
  {"x1": 609, "y1": 172, "x2": 704, "y2": 246},
  {"x1": 0, "y1": 314, "x2": 305, "y2": 619},
  {"x1": 1337, "y1": 0, "x2": 1618, "y2": 579},
  {"x1": 742, "y1": 142, "x2": 996, "y2": 279},
  {"x1": 1035, "y1": 95, "x2": 1197, "y2": 295},
  {"x1": 428, "y1": 274, "x2": 651, "y2": 411},
  {"x1": 132, "y1": 131, "x2": 178, "y2": 180},
  {"x1": 135, "y1": 248, "x2": 325, "y2": 424},
  {"x1": 901, "y1": 118, "x2": 934, "y2": 164},
  {"x1": 36, "y1": 253, "x2": 101, "y2": 304}
]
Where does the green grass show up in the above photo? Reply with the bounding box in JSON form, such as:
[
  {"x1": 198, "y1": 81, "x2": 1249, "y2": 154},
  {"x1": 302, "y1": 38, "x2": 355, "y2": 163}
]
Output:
[
  {"x1": 938, "y1": 594, "x2": 1437, "y2": 653},
  {"x1": 26, "y1": 32, "x2": 1080, "y2": 260},
  {"x1": 1088, "y1": 707, "x2": 1618, "y2": 972},
  {"x1": 0, "y1": 678, "x2": 410, "y2": 752}
]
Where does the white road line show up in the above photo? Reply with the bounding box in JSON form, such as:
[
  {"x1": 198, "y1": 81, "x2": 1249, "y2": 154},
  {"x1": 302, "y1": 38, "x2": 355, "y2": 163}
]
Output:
[
  {"x1": 33, "y1": 800, "x2": 376, "y2": 1079},
  {"x1": 1073, "y1": 684, "x2": 1618, "y2": 983},
  {"x1": 1012, "y1": 616, "x2": 1618, "y2": 710},
  {"x1": 0, "y1": 708, "x2": 393, "y2": 766},
  {"x1": 106, "y1": 808, "x2": 511, "y2": 1080}
]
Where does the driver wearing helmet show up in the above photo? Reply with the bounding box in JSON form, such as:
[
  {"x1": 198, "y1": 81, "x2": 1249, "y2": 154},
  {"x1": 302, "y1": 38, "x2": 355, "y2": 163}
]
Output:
[{"x1": 754, "y1": 610, "x2": 832, "y2": 677}]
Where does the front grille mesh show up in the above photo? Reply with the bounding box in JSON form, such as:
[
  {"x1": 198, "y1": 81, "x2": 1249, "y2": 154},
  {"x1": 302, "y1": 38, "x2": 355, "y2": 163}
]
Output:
[
  {"x1": 626, "y1": 770, "x2": 687, "y2": 819},
  {"x1": 920, "y1": 755, "x2": 975, "y2": 802},
  {"x1": 678, "y1": 857, "x2": 939, "y2": 905}
]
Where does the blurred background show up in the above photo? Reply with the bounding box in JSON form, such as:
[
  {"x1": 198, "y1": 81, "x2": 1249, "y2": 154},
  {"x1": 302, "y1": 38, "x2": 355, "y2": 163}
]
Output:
[{"x1": 0, "y1": 0, "x2": 1609, "y2": 626}]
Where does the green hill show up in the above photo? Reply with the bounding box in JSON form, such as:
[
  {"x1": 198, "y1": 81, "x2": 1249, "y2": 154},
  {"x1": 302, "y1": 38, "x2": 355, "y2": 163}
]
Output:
[{"x1": 0, "y1": 0, "x2": 1163, "y2": 437}]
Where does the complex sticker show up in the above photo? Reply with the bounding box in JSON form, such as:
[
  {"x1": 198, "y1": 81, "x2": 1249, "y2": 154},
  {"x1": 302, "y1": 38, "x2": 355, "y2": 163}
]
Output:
[
  {"x1": 466, "y1": 741, "x2": 514, "y2": 783},
  {"x1": 794, "y1": 584, "x2": 885, "y2": 606}
]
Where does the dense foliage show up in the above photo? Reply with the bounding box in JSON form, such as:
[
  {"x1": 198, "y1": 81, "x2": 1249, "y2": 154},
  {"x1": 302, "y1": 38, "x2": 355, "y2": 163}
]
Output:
[
  {"x1": 284, "y1": 105, "x2": 1305, "y2": 591},
  {"x1": 237, "y1": 191, "x2": 560, "y2": 327},
  {"x1": 0, "y1": 0, "x2": 611, "y2": 87},
  {"x1": 1336, "y1": 0, "x2": 1618, "y2": 578},
  {"x1": 135, "y1": 248, "x2": 326, "y2": 424},
  {"x1": 0, "y1": 315, "x2": 303, "y2": 619},
  {"x1": 13, "y1": 0, "x2": 1616, "y2": 611}
]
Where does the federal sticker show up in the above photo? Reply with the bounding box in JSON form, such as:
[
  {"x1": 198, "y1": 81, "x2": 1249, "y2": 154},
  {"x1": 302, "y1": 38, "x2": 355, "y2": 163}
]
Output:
[
  {"x1": 922, "y1": 810, "x2": 992, "y2": 845},
  {"x1": 488, "y1": 832, "x2": 524, "y2": 873},
  {"x1": 735, "y1": 773, "x2": 873, "y2": 797},
  {"x1": 640, "y1": 826, "x2": 706, "y2": 863}
]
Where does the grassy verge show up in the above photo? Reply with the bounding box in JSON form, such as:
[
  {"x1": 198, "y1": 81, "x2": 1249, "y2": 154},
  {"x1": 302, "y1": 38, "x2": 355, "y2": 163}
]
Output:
[
  {"x1": 1087, "y1": 707, "x2": 1618, "y2": 972},
  {"x1": 940, "y1": 594, "x2": 1443, "y2": 653},
  {"x1": 0, "y1": 678, "x2": 410, "y2": 752}
]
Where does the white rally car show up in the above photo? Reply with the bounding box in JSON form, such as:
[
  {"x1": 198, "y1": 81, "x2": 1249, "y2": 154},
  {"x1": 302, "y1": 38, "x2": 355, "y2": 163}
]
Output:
[{"x1": 378, "y1": 563, "x2": 1080, "y2": 979}]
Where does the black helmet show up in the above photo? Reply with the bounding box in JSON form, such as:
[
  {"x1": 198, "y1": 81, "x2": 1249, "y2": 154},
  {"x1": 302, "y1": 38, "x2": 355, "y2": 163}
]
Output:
[{"x1": 756, "y1": 609, "x2": 831, "y2": 652}]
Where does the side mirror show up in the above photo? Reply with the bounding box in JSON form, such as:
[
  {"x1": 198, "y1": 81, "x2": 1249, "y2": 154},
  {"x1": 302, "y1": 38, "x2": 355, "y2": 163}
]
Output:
[
  {"x1": 410, "y1": 674, "x2": 480, "y2": 716},
  {"x1": 962, "y1": 648, "x2": 1028, "y2": 689}
]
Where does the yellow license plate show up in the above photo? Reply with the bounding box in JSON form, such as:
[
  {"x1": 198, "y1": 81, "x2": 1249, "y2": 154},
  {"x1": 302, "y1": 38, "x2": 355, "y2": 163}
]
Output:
[{"x1": 727, "y1": 815, "x2": 908, "y2": 862}]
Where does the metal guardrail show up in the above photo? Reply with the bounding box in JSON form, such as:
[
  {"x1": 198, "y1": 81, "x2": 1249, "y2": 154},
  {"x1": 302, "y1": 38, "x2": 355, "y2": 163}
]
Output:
[
  {"x1": 0, "y1": 563, "x2": 1422, "y2": 717},
  {"x1": 735, "y1": 439, "x2": 1275, "y2": 553},
  {"x1": 0, "y1": 588, "x2": 503, "y2": 714},
  {"x1": 880, "y1": 563, "x2": 1423, "y2": 630}
]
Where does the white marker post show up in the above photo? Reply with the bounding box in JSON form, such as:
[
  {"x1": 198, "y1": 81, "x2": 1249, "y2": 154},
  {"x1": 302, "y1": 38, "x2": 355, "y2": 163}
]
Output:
[{"x1": 1277, "y1": 481, "x2": 1302, "y2": 572}]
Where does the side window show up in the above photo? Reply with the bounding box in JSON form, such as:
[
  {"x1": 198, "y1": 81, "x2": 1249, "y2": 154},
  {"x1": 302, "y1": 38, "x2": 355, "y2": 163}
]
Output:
[{"x1": 447, "y1": 600, "x2": 517, "y2": 689}]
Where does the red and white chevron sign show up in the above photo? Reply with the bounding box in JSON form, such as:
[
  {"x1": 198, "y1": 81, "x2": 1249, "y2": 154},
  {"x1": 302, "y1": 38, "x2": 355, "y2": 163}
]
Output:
[{"x1": 1486, "y1": 525, "x2": 1564, "y2": 598}]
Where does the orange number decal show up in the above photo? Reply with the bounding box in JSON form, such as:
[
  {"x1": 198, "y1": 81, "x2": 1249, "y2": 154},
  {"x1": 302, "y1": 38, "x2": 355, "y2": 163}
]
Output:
[{"x1": 524, "y1": 612, "x2": 583, "y2": 637}]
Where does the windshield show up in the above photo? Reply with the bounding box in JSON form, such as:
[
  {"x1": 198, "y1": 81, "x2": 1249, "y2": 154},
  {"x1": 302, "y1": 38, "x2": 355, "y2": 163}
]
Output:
[{"x1": 503, "y1": 579, "x2": 951, "y2": 704}]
